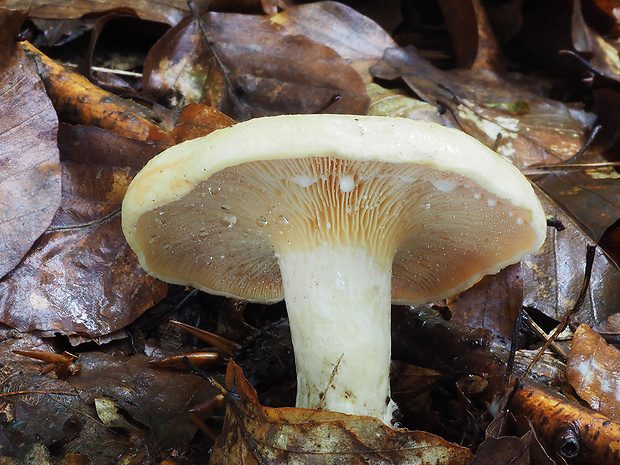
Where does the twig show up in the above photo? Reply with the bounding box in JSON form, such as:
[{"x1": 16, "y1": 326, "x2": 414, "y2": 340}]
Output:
[
  {"x1": 183, "y1": 357, "x2": 269, "y2": 464},
  {"x1": 519, "y1": 244, "x2": 597, "y2": 381}
]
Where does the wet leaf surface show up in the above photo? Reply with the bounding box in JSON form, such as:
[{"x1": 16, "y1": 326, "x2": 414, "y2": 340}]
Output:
[
  {"x1": 210, "y1": 360, "x2": 474, "y2": 465},
  {"x1": 567, "y1": 324, "x2": 620, "y2": 422},
  {"x1": 0, "y1": 161, "x2": 167, "y2": 338},
  {"x1": 522, "y1": 185, "x2": 620, "y2": 327},
  {"x1": 142, "y1": 11, "x2": 369, "y2": 119},
  {"x1": 0, "y1": 9, "x2": 61, "y2": 279},
  {"x1": 371, "y1": 46, "x2": 592, "y2": 168}
]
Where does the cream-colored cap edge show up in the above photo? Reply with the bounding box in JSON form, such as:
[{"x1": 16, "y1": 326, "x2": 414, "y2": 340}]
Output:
[{"x1": 122, "y1": 114, "x2": 547, "y2": 264}]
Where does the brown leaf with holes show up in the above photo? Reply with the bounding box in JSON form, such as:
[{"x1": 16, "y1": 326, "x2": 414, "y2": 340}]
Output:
[
  {"x1": 211, "y1": 360, "x2": 473, "y2": 464},
  {"x1": 0, "y1": 10, "x2": 61, "y2": 279},
  {"x1": 142, "y1": 11, "x2": 369, "y2": 120},
  {"x1": 567, "y1": 324, "x2": 620, "y2": 422}
]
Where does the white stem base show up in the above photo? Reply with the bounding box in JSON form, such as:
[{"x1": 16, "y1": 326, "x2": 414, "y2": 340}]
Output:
[{"x1": 277, "y1": 245, "x2": 396, "y2": 424}]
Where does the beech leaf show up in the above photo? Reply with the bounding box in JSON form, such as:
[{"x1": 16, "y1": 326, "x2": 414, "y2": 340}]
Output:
[
  {"x1": 143, "y1": 11, "x2": 369, "y2": 119},
  {"x1": 371, "y1": 46, "x2": 592, "y2": 168},
  {"x1": 210, "y1": 360, "x2": 474, "y2": 464},
  {"x1": 0, "y1": 10, "x2": 61, "y2": 279},
  {"x1": 567, "y1": 324, "x2": 620, "y2": 422},
  {"x1": 271, "y1": 1, "x2": 397, "y2": 83},
  {"x1": 0, "y1": 161, "x2": 167, "y2": 338},
  {"x1": 521, "y1": 185, "x2": 620, "y2": 327}
]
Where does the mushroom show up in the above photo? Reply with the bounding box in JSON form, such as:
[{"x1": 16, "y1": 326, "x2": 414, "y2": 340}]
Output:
[{"x1": 121, "y1": 115, "x2": 546, "y2": 425}]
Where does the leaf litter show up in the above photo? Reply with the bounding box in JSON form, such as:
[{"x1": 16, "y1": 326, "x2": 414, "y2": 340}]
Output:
[{"x1": 0, "y1": 0, "x2": 619, "y2": 463}]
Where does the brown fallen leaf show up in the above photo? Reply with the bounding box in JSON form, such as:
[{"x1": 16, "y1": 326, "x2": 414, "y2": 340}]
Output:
[
  {"x1": 532, "y1": 158, "x2": 620, "y2": 241},
  {"x1": 448, "y1": 263, "x2": 523, "y2": 341},
  {"x1": 0, "y1": 161, "x2": 167, "y2": 338},
  {"x1": 437, "y1": 0, "x2": 505, "y2": 72},
  {"x1": 6, "y1": 0, "x2": 201, "y2": 25},
  {"x1": 567, "y1": 324, "x2": 620, "y2": 422},
  {"x1": 472, "y1": 412, "x2": 556, "y2": 465},
  {"x1": 171, "y1": 103, "x2": 237, "y2": 143},
  {"x1": 210, "y1": 360, "x2": 474, "y2": 464},
  {"x1": 0, "y1": 9, "x2": 61, "y2": 279},
  {"x1": 371, "y1": 46, "x2": 592, "y2": 168},
  {"x1": 521, "y1": 184, "x2": 620, "y2": 327},
  {"x1": 271, "y1": 1, "x2": 397, "y2": 83},
  {"x1": 142, "y1": 10, "x2": 369, "y2": 119}
]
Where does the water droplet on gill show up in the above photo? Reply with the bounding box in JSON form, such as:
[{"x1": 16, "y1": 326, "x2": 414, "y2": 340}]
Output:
[
  {"x1": 517, "y1": 217, "x2": 524, "y2": 226},
  {"x1": 149, "y1": 235, "x2": 158, "y2": 244},
  {"x1": 423, "y1": 203, "x2": 431, "y2": 209},
  {"x1": 256, "y1": 216, "x2": 268, "y2": 227},
  {"x1": 278, "y1": 215, "x2": 289, "y2": 226},
  {"x1": 487, "y1": 199, "x2": 498, "y2": 207},
  {"x1": 473, "y1": 193, "x2": 482, "y2": 200},
  {"x1": 430, "y1": 179, "x2": 458, "y2": 193},
  {"x1": 199, "y1": 227, "x2": 208, "y2": 237},
  {"x1": 339, "y1": 175, "x2": 356, "y2": 193},
  {"x1": 208, "y1": 187, "x2": 220, "y2": 195},
  {"x1": 163, "y1": 243, "x2": 171, "y2": 250},
  {"x1": 221, "y1": 212, "x2": 237, "y2": 227}
]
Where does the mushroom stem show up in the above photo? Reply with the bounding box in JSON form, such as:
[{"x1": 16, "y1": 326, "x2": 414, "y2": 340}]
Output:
[{"x1": 277, "y1": 244, "x2": 396, "y2": 424}]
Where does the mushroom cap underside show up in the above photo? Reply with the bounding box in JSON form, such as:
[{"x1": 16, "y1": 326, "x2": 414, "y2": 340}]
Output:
[{"x1": 122, "y1": 115, "x2": 547, "y2": 304}]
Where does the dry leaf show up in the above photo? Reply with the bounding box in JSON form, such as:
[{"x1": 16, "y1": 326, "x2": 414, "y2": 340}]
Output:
[
  {"x1": 211, "y1": 360, "x2": 474, "y2": 464},
  {"x1": 0, "y1": 10, "x2": 61, "y2": 279},
  {"x1": 367, "y1": 83, "x2": 458, "y2": 127},
  {"x1": 533, "y1": 159, "x2": 620, "y2": 241},
  {"x1": 567, "y1": 324, "x2": 620, "y2": 422},
  {"x1": 448, "y1": 263, "x2": 523, "y2": 341}
]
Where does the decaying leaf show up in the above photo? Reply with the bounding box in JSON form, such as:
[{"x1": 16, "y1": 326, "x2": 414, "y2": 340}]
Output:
[
  {"x1": 371, "y1": 46, "x2": 592, "y2": 168},
  {"x1": 567, "y1": 324, "x2": 620, "y2": 422},
  {"x1": 0, "y1": 161, "x2": 167, "y2": 338},
  {"x1": 521, "y1": 184, "x2": 620, "y2": 328},
  {"x1": 142, "y1": 11, "x2": 369, "y2": 119},
  {"x1": 22, "y1": 41, "x2": 174, "y2": 145},
  {"x1": 367, "y1": 82, "x2": 458, "y2": 127},
  {"x1": 448, "y1": 263, "x2": 523, "y2": 341},
  {"x1": 271, "y1": 1, "x2": 397, "y2": 83},
  {"x1": 210, "y1": 360, "x2": 474, "y2": 464},
  {"x1": 5, "y1": 0, "x2": 204, "y2": 25},
  {"x1": 533, "y1": 158, "x2": 620, "y2": 241},
  {"x1": 0, "y1": 10, "x2": 61, "y2": 279},
  {"x1": 472, "y1": 412, "x2": 556, "y2": 465}
]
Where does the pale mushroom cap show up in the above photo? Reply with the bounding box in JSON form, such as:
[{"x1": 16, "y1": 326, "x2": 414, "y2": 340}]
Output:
[{"x1": 122, "y1": 114, "x2": 546, "y2": 304}]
